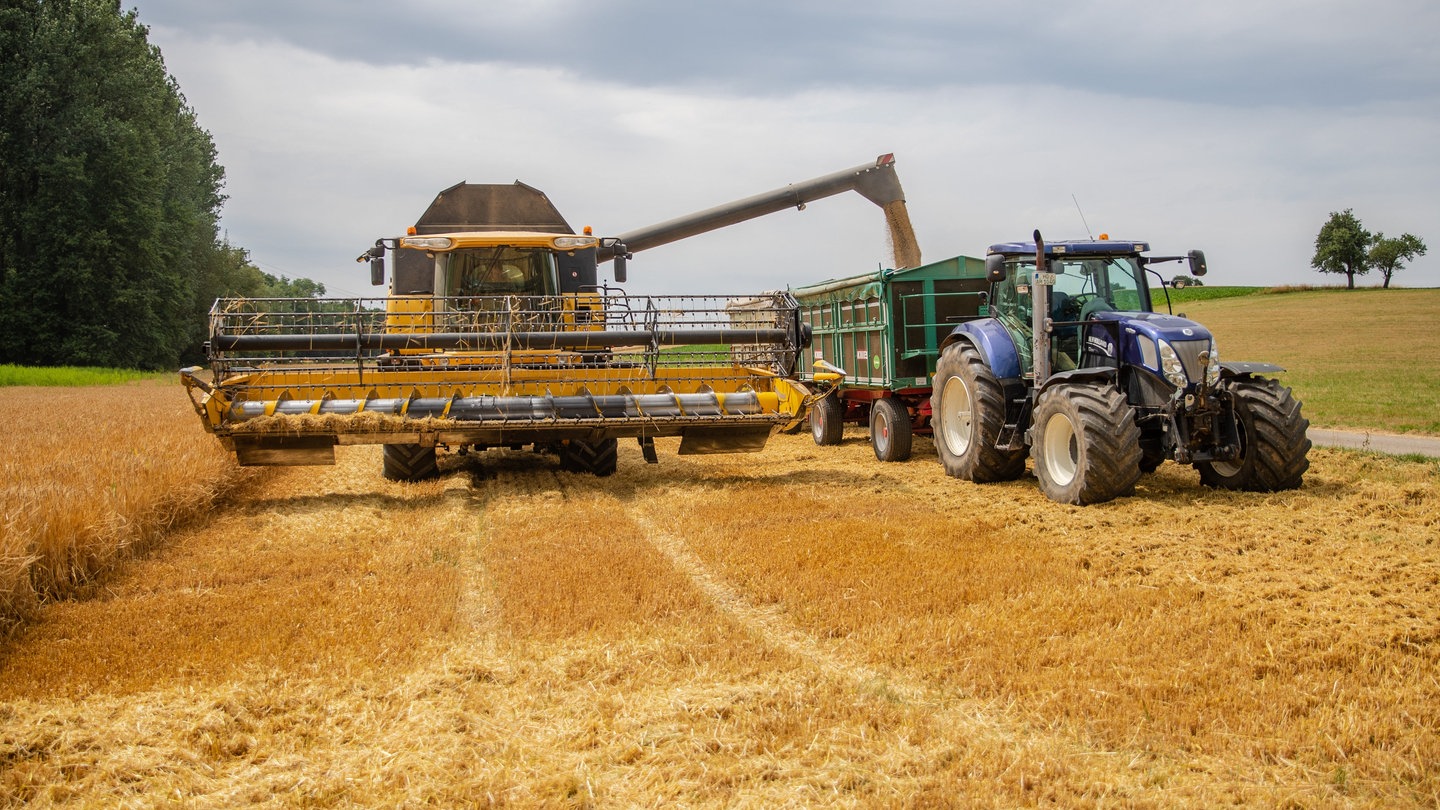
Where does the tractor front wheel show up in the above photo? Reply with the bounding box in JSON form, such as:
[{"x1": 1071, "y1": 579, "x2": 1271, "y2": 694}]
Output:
[
  {"x1": 931, "y1": 342, "x2": 1025, "y2": 481},
  {"x1": 869, "y1": 397, "x2": 913, "y2": 462},
  {"x1": 1030, "y1": 382, "x2": 1142, "y2": 505},
  {"x1": 1197, "y1": 378, "x2": 1310, "y2": 491}
]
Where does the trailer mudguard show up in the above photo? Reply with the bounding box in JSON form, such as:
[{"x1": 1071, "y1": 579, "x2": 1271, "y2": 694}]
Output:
[{"x1": 939, "y1": 319, "x2": 1022, "y2": 381}]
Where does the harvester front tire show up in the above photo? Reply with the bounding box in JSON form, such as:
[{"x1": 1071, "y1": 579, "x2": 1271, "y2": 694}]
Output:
[
  {"x1": 870, "y1": 398, "x2": 913, "y2": 462},
  {"x1": 1031, "y1": 382, "x2": 1142, "y2": 505},
  {"x1": 1197, "y1": 378, "x2": 1310, "y2": 491},
  {"x1": 382, "y1": 444, "x2": 439, "y2": 482},
  {"x1": 931, "y1": 342, "x2": 1025, "y2": 482},
  {"x1": 558, "y1": 438, "x2": 618, "y2": 477},
  {"x1": 811, "y1": 394, "x2": 843, "y2": 446}
]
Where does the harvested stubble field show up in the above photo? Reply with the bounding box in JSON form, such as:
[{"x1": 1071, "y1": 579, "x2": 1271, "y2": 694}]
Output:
[{"x1": 1, "y1": 381, "x2": 1438, "y2": 807}]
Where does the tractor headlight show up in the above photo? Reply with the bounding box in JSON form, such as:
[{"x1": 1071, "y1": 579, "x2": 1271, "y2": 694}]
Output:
[
  {"x1": 1202, "y1": 340, "x2": 1220, "y2": 387},
  {"x1": 1157, "y1": 339, "x2": 1188, "y2": 388}
]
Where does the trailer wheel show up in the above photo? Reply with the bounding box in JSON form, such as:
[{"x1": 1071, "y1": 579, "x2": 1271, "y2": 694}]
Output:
[
  {"x1": 557, "y1": 438, "x2": 619, "y2": 477},
  {"x1": 931, "y1": 342, "x2": 1024, "y2": 481},
  {"x1": 1197, "y1": 378, "x2": 1309, "y2": 491},
  {"x1": 811, "y1": 394, "x2": 843, "y2": 446},
  {"x1": 869, "y1": 398, "x2": 913, "y2": 462},
  {"x1": 382, "y1": 444, "x2": 439, "y2": 482},
  {"x1": 1031, "y1": 382, "x2": 1142, "y2": 505}
]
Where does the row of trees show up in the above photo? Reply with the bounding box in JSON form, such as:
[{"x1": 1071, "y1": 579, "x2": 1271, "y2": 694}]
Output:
[
  {"x1": 1312, "y1": 210, "x2": 1428, "y2": 289},
  {"x1": 0, "y1": 1, "x2": 324, "y2": 370}
]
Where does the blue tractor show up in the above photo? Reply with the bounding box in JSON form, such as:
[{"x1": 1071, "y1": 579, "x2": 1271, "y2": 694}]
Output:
[{"x1": 929, "y1": 231, "x2": 1310, "y2": 505}]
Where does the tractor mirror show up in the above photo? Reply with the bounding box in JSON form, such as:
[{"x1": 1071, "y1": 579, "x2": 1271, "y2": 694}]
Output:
[
  {"x1": 613, "y1": 249, "x2": 628, "y2": 284},
  {"x1": 1187, "y1": 249, "x2": 1208, "y2": 277},
  {"x1": 370, "y1": 256, "x2": 385, "y2": 286},
  {"x1": 985, "y1": 253, "x2": 1006, "y2": 282}
]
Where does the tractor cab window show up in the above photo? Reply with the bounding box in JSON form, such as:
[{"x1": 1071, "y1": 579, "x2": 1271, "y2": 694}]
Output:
[
  {"x1": 1048, "y1": 255, "x2": 1148, "y2": 319},
  {"x1": 442, "y1": 247, "x2": 558, "y2": 301}
]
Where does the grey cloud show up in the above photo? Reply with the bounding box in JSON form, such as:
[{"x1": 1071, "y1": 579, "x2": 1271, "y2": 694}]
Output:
[{"x1": 132, "y1": 1, "x2": 1439, "y2": 108}]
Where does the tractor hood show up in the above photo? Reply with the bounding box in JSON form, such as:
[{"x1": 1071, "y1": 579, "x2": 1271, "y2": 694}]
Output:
[{"x1": 1085, "y1": 311, "x2": 1217, "y2": 388}]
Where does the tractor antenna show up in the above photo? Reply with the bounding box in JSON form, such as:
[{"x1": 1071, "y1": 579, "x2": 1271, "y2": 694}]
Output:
[{"x1": 1071, "y1": 194, "x2": 1095, "y2": 240}]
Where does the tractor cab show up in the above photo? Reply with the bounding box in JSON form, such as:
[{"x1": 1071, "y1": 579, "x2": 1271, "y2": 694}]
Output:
[{"x1": 987, "y1": 241, "x2": 1155, "y2": 374}]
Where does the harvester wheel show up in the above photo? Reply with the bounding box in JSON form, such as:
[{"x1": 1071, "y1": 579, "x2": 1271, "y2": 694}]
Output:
[
  {"x1": 557, "y1": 438, "x2": 619, "y2": 477},
  {"x1": 382, "y1": 443, "x2": 439, "y2": 481},
  {"x1": 810, "y1": 393, "x2": 843, "y2": 446},
  {"x1": 931, "y1": 342, "x2": 1024, "y2": 482},
  {"x1": 1031, "y1": 382, "x2": 1142, "y2": 505},
  {"x1": 870, "y1": 398, "x2": 913, "y2": 462},
  {"x1": 1197, "y1": 378, "x2": 1310, "y2": 491}
]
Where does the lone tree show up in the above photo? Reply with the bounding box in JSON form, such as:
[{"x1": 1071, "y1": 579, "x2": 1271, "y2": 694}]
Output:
[
  {"x1": 1368, "y1": 232, "x2": 1427, "y2": 289},
  {"x1": 1311, "y1": 209, "x2": 1372, "y2": 289}
]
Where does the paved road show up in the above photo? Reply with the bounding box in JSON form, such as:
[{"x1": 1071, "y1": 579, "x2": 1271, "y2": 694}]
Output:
[{"x1": 1308, "y1": 428, "x2": 1440, "y2": 458}]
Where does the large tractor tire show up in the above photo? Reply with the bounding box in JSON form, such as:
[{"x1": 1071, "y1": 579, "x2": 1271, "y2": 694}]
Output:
[
  {"x1": 1030, "y1": 382, "x2": 1142, "y2": 505},
  {"x1": 931, "y1": 342, "x2": 1025, "y2": 482},
  {"x1": 810, "y1": 393, "x2": 844, "y2": 446},
  {"x1": 869, "y1": 397, "x2": 913, "y2": 462},
  {"x1": 382, "y1": 443, "x2": 439, "y2": 482},
  {"x1": 557, "y1": 438, "x2": 619, "y2": 477},
  {"x1": 1197, "y1": 378, "x2": 1310, "y2": 491}
]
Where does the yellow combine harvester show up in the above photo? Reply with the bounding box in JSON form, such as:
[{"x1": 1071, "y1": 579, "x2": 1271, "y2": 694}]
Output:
[{"x1": 182, "y1": 156, "x2": 911, "y2": 480}]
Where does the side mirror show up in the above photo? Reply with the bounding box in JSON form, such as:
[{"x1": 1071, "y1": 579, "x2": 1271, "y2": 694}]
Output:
[
  {"x1": 611, "y1": 240, "x2": 629, "y2": 284},
  {"x1": 367, "y1": 245, "x2": 387, "y2": 286},
  {"x1": 985, "y1": 253, "x2": 1006, "y2": 283},
  {"x1": 1187, "y1": 249, "x2": 1207, "y2": 277}
]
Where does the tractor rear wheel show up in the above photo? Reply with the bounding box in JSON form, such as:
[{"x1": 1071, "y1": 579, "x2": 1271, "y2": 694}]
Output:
[
  {"x1": 382, "y1": 443, "x2": 439, "y2": 481},
  {"x1": 810, "y1": 393, "x2": 843, "y2": 446},
  {"x1": 869, "y1": 397, "x2": 913, "y2": 462},
  {"x1": 931, "y1": 342, "x2": 1025, "y2": 482},
  {"x1": 1030, "y1": 382, "x2": 1142, "y2": 505},
  {"x1": 557, "y1": 438, "x2": 619, "y2": 476},
  {"x1": 1197, "y1": 378, "x2": 1310, "y2": 491}
]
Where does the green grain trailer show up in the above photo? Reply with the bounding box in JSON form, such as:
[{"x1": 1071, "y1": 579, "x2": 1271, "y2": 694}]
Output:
[{"x1": 792, "y1": 255, "x2": 989, "y2": 461}]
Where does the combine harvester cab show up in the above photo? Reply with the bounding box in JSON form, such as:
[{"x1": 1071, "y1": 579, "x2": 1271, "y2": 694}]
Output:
[{"x1": 182, "y1": 157, "x2": 915, "y2": 480}]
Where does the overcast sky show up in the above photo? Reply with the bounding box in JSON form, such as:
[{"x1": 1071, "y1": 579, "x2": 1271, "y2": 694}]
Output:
[{"x1": 130, "y1": 0, "x2": 1439, "y2": 298}]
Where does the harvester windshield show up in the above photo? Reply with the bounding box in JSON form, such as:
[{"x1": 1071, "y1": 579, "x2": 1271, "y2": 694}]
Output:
[{"x1": 444, "y1": 247, "x2": 558, "y2": 298}]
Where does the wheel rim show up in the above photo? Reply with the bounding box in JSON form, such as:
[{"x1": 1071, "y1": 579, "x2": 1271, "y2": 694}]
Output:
[
  {"x1": 875, "y1": 407, "x2": 891, "y2": 451},
  {"x1": 1210, "y1": 418, "x2": 1247, "y2": 477},
  {"x1": 939, "y1": 376, "x2": 974, "y2": 455},
  {"x1": 1042, "y1": 411, "x2": 1079, "y2": 487}
]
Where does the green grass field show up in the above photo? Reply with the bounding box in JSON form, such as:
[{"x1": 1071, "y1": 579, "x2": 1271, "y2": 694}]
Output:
[
  {"x1": 1160, "y1": 287, "x2": 1440, "y2": 434},
  {"x1": 0, "y1": 364, "x2": 172, "y2": 387}
]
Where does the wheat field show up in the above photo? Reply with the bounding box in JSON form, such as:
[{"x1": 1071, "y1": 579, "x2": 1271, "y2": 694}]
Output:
[{"x1": 1, "y1": 380, "x2": 1437, "y2": 807}]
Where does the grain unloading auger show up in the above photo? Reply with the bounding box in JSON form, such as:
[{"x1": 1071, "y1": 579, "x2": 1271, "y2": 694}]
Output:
[{"x1": 182, "y1": 155, "x2": 915, "y2": 480}]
